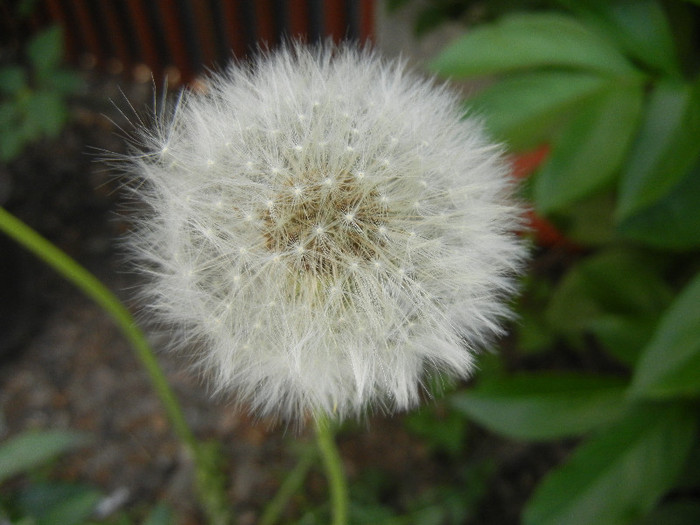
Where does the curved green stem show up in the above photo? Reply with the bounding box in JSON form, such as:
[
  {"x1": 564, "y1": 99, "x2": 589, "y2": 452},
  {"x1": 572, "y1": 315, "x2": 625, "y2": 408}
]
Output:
[
  {"x1": 315, "y1": 414, "x2": 349, "y2": 525},
  {"x1": 0, "y1": 206, "x2": 230, "y2": 524},
  {"x1": 259, "y1": 444, "x2": 316, "y2": 525}
]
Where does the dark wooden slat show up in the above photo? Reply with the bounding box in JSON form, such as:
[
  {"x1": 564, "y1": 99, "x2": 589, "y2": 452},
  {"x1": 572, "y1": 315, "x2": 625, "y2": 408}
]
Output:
[
  {"x1": 238, "y1": 0, "x2": 257, "y2": 55},
  {"x1": 67, "y1": 0, "x2": 103, "y2": 64},
  {"x1": 323, "y1": 0, "x2": 346, "y2": 42},
  {"x1": 111, "y1": 0, "x2": 142, "y2": 64},
  {"x1": 287, "y1": 0, "x2": 310, "y2": 42},
  {"x1": 221, "y1": 0, "x2": 247, "y2": 58},
  {"x1": 174, "y1": 0, "x2": 203, "y2": 75},
  {"x1": 205, "y1": 0, "x2": 231, "y2": 67},
  {"x1": 127, "y1": 0, "x2": 165, "y2": 79},
  {"x1": 359, "y1": 0, "x2": 374, "y2": 42},
  {"x1": 254, "y1": 0, "x2": 277, "y2": 49},
  {"x1": 307, "y1": 0, "x2": 323, "y2": 43},
  {"x1": 158, "y1": 0, "x2": 192, "y2": 80}
]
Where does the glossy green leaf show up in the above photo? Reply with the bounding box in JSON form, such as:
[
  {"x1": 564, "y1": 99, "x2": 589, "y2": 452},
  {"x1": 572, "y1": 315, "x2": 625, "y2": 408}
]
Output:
[
  {"x1": 430, "y1": 12, "x2": 637, "y2": 78},
  {"x1": 0, "y1": 430, "x2": 89, "y2": 483},
  {"x1": 557, "y1": 0, "x2": 679, "y2": 75},
  {"x1": 27, "y1": 26, "x2": 64, "y2": 74},
  {"x1": 631, "y1": 272, "x2": 700, "y2": 398},
  {"x1": 451, "y1": 373, "x2": 628, "y2": 440},
  {"x1": 523, "y1": 404, "x2": 697, "y2": 525},
  {"x1": 534, "y1": 81, "x2": 643, "y2": 214},
  {"x1": 467, "y1": 71, "x2": 609, "y2": 150},
  {"x1": 617, "y1": 160, "x2": 700, "y2": 249},
  {"x1": 617, "y1": 80, "x2": 700, "y2": 220},
  {"x1": 546, "y1": 250, "x2": 673, "y2": 363}
]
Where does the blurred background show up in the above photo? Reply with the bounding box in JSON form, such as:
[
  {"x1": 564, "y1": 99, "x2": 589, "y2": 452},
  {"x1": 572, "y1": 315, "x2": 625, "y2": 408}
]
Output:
[{"x1": 1, "y1": 1, "x2": 699, "y2": 524}]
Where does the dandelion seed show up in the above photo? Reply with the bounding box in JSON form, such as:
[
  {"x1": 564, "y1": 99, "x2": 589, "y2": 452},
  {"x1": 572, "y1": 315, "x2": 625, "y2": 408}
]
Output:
[{"x1": 124, "y1": 43, "x2": 527, "y2": 423}]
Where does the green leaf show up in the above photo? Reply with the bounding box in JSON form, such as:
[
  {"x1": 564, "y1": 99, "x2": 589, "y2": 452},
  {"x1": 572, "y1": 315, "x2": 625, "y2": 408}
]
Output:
[
  {"x1": 27, "y1": 26, "x2": 64, "y2": 74},
  {"x1": 555, "y1": 190, "x2": 616, "y2": 246},
  {"x1": 467, "y1": 71, "x2": 609, "y2": 150},
  {"x1": 617, "y1": 80, "x2": 700, "y2": 220},
  {"x1": 546, "y1": 250, "x2": 673, "y2": 363},
  {"x1": 430, "y1": 12, "x2": 637, "y2": 78},
  {"x1": 589, "y1": 315, "x2": 657, "y2": 366},
  {"x1": 0, "y1": 66, "x2": 27, "y2": 94},
  {"x1": 523, "y1": 404, "x2": 698, "y2": 525},
  {"x1": 0, "y1": 102, "x2": 27, "y2": 161},
  {"x1": 18, "y1": 482, "x2": 101, "y2": 525},
  {"x1": 24, "y1": 91, "x2": 68, "y2": 138},
  {"x1": 617, "y1": 160, "x2": 700, "y2": 249},
  {"x1": 0, "y1": 430, "x2": 89, "y2": 483},
  {"x1": 404, "y1": 404, "x2": 468, "y2": 456},
  {"x1": 557, "y1": 0, "x2": 680, "y2": 76},
  {"x1": 534, "y1": 80, "x2": 643, "y2": 214},
  {"x1": 43, "y1": 69, "x2": 82, "y2": 95},
  {"x1": 630, "y1": 271, "x2": 700, "y2": 398},
  {"x1": 451, "y1": 373, "x2": 628, "y2": 441},
  {"x1": 636, "y1": 501, "x2": 700, "y2": 525}
]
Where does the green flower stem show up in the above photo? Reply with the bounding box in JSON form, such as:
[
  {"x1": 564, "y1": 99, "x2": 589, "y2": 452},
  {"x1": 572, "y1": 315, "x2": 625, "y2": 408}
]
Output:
[
  {"x1": 0, "y1": 206, "x2": 229, "y2": 524},
  {"x1": 315, "y1": 414, "x2": 349, "y2": 525},
  {"x1": 259, "y1": 444, "x2": 316, "y2": 525}
]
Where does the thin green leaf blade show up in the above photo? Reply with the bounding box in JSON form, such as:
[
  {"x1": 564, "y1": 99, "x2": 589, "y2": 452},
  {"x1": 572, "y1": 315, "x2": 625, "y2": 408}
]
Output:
[
  {"x1": 630, "y1": 271, "x2": 700, "y2": 398},
  {"x1": 523, "y1": 404, "x2": 698, "y2": 525},
  {"x1": 0, "y1": 430, "x2": 89, "y2": 484},
  {"x1": 467, "y1": 71, "x2": 609, "y2": 150},
  {"x1": 617, "y1": 80, "x2": 700, "y2": 220},
  {"x1": 430, "y1": 12, "x2": 637, "y2": 78},
  {"x1": 535, "y1": 81, "x2": 643, "y2": 214},
  {"x1": 451, "y1": 373, "x2": 628, "y2": 441}
]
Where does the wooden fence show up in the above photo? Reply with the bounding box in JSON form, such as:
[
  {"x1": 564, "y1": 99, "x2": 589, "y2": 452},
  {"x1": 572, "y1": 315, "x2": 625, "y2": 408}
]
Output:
[{"x1": 2, "y1": 0, "x2": 375, "y2": 84}]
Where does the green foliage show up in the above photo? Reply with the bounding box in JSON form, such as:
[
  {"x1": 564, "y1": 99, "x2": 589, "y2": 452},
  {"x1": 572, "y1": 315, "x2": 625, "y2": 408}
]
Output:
[
  {"x1": 0, "y1": 428, "x2": 175, "y2": 524},
  {"x1": 15, "y1": 482, "x2": 102, "y2": 525},
  {"x1": 545, "y1": 249, "x2": 673, "y2": 364},
  {"x1": 0, "y1": 24, "x2": 81, "y2": 162},
  {"x1": 431, "y1": 12, "x2": 638, "y2": 77},
  {"x1": 0, "y1": 429, "x2": 89, "y2": 484},
  {"x1": 404, "y1": 401, "x2": 468, "y2": 455},
  {"x1": 534, "y1": 80, "x2": 643, "y2": 213},
  {"x1": 630, "y1": 272, "x2": 700, "y2": 398},
  {"x1": 451, "y1": 373, "x2": 629, "y2": 440},
  {"x1": 427, "y1": 0, "x2": 700, "y2": 522},
  {"x1": 523, "y1": 404, "x2": 697, "y2": 525}
]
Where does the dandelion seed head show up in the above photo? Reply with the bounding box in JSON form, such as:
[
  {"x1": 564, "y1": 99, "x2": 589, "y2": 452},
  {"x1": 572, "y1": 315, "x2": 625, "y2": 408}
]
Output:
[{"x1": 124, "y1": 43, "x2": 528, "y2": 423}]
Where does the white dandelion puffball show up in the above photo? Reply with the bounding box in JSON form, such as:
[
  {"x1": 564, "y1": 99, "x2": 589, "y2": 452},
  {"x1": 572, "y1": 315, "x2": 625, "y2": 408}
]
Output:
[{"x1": 127, "y1": 44, "x2": 527, "y2": 422}]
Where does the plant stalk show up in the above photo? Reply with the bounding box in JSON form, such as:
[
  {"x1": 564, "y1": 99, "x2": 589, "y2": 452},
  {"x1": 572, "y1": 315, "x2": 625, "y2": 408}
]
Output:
[{"x1": 315, "y1": 414, "x2": 349, "y2": 525}]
